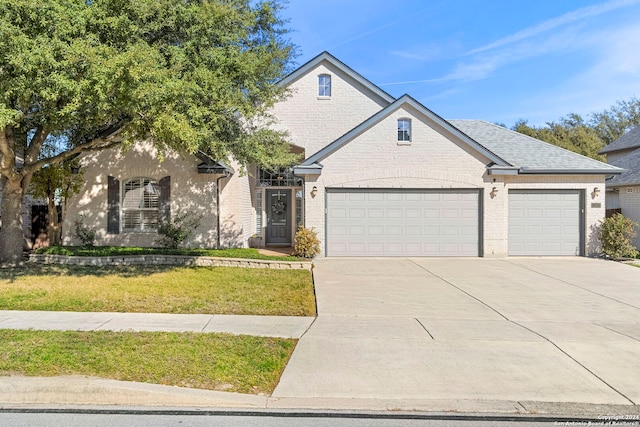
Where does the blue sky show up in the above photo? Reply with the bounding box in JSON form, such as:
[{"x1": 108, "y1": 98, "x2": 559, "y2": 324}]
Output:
[{"x1": 281, "y1": 0, "x2": 640, "y2": 127}]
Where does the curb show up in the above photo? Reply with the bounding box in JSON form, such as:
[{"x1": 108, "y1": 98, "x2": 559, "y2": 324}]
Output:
[{"x1": 1, "y1": 376, "x2": 639, "y2": 419}]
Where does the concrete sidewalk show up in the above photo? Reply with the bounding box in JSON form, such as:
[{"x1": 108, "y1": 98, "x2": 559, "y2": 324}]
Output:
[{"x1": 0, "y1": 310, "x2": 314, "y2": 338}]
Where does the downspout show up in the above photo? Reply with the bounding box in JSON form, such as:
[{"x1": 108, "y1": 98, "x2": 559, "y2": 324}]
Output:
[{"x1": 216, "y1": 172, "x2": 230, "y2": 249}]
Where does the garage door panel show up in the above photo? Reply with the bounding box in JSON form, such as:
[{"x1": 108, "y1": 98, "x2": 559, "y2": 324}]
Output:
[
  {"x1": 509, "y1": 191, "x2": 582, "y2": 256},
  {"x1": 424, "y1": 209, "x2": 440, "y2": 218},
  {"x1": 326, "y1": 189, "x2": 479, "y2": 257},
  {"x1": 387, "y1": 209, "x2": 402, "y2": 218},
  {"x1": 406, "y1": 209, "x2": 421, "y2": 218}
]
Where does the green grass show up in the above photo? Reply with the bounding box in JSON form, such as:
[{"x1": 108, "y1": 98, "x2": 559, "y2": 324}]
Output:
[
  {"x1": 35, "y1": 246, "x2": 303, "y2": 261},
  {"x1": 0, "y1": 329, "x2": 295, "y2": 394},
  {"x1": 0, "y1": 265, "x2": 316, "y2": 316}
]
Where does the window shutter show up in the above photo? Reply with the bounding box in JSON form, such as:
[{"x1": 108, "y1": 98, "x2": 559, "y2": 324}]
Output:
[
  {"x1": 159, "y1": 176, "x2": 171, "y2": 223},
  {"x1": 107, "y1": 176, "x2": 120, "y2": 234}
]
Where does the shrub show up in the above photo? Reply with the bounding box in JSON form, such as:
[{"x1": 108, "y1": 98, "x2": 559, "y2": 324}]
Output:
[
  {"x1": 155, "y1": 212, "x2": 202, "y2": 249},
  {"x1": 291, "y1": 226, "x2": 321, "y2": 258},
  {"x1": 599, "y1": 213, "x2": 639, "y2": 259},
  {"x1": 73, "y1": 216, "x2": 96, "y2": 247}
]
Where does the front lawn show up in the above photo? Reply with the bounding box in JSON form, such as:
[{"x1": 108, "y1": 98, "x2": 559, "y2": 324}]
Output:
[
  {"x1": 0, "y1": 265, "x2": 316, "y2": 316},
  {"x1": 0, "y1": 329, "x2": 294, "y2": 394}
]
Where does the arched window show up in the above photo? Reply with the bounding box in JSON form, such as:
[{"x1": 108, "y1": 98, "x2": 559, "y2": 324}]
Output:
[
  {"x1": 121, "y1": 177, "x2": 159, "y2": 231},
  {"x1": 318, "y1": 74, "x2": 331, "y2": 97},
  {"x1": 398, "y1": 118, "x2": 411, "y2": 143}
]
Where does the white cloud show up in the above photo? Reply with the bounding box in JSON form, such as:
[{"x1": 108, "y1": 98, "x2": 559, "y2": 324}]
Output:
[{"x1": 467, "y1": 0, "x2": 640, "y2": 55}]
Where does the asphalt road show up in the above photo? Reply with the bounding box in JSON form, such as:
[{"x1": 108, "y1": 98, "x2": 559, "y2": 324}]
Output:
[{"x1": 0, "y1": 410, "x2": 605, "y2": 427}]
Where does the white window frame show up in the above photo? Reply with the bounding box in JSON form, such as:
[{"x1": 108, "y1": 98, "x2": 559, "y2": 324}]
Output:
[
  {"x1": 397, "y1": 118, "x2": 411, "y2": 144},
  {"x1": 318, "y1": 74, "x2": 331, "y2": 97}
]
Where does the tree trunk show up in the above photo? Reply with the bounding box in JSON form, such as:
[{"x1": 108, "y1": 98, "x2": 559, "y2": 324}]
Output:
[
  {"x1": 47, "y1": 197, "x2": 61, "y2": 247},
  {"x1": 0, "y1": 177, "x2": 27, "y2": 264}
]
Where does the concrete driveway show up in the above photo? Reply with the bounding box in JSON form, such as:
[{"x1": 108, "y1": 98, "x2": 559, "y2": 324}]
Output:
[{"x1": 272, "y1": 257, "x2": 640, "y2": 412}]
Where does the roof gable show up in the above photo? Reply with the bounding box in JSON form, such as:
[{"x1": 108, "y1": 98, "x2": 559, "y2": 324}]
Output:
[
  {"x1": 299, "y1": 95, "x2": 509, "y2": 168},
  {"x1": 607, "y1": 147, "x2": 640, "y2": 186},
  {"x1": 279, "y1": 51, "x2": 395, "y2": 105},
  {"x1": 599, "y1": 125, "x2": 640, "y2": 154}
]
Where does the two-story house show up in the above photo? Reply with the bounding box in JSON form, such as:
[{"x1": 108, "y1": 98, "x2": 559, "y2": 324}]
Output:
[{"x1": 62, "y1": 52, "x2": 622, "y2": 257}]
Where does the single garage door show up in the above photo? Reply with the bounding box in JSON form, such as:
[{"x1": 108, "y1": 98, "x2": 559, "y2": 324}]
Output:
[
  {"x1": 326, "y1": 189, "x2": 480, "y2": 257},
  {"x1": 508, "y1": 190, "x2": 583, "y2": 256}
]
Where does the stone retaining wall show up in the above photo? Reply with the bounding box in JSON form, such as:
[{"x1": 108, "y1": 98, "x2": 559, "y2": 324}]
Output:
[{"x1": 29, "y1": 254, "x2": 312, "y2": 270}]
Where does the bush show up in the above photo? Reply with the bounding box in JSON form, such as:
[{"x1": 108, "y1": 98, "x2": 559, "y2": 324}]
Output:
[
  {"x1": 291, "y1": 226, "x2": 321, "y2": 258},
  {"x1": 599, "y1": 213, "x2": 639, "y2": 259},
  {"x1": 155, "y1": 212, "x2": 202, "y2": 249},
  {"x1": 73, "y1": 216, "x2": 96, "y2": 247}
]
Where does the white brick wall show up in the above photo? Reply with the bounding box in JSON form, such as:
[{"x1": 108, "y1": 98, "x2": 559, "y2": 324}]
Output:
[
  {"x1": 271, "y1": 61, "x2": 390, "y2": 157},
  {"x1": 298, "y1": 107, "x2": 606, "y2": 257}
]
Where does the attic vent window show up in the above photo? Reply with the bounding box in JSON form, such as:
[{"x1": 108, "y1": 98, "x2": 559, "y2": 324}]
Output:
[
  {"x1": 318, "y1": 74, "x2": 331, "y2": 97},
  {"x1": 397, "y1": 118, "x2": 411, "y2": 144}
]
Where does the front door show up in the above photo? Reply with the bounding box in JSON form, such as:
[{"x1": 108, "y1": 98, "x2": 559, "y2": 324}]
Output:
[{"x1": 266, "y1": 189, "x2": 292, "y2": 245}]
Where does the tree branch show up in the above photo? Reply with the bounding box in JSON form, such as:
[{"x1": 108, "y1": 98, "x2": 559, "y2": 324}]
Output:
[
  {"x1": 26, "y1": 127, "x2": 125, "y2": 173},
  {"x1": 24, "y1": 126, "x2": 49, "y2": 165}
]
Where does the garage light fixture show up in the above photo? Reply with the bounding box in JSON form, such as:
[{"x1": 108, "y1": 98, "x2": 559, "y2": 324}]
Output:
[
  {"x1": 592, "y1": 187, "x2": 600, "y2": 199},
  {"x1": 311, "y1": 186, "x2": 318, "y2": 198},
  {"x1": 490, "y1": 187, "x2": 498, "y2": 199}
]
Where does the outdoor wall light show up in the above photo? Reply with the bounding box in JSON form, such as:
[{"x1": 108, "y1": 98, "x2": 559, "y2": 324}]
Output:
[
  {"x1": 490, "y1": 186, "x2": 498, "y2": 199},
  {"x1": 592, "y1": 187, "x2": 600, "y2": 198},
  {"x1": 310, "y1": 186, "x2": 318, "y2": 198}
]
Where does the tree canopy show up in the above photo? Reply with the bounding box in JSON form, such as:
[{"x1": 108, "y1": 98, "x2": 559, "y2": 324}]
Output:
[
  {"x1": 0, "y1": 0, "x2": 296, "y2": 263},
  {"x1": 512, "y1": 97, "x2": 640, "y2": 160}
]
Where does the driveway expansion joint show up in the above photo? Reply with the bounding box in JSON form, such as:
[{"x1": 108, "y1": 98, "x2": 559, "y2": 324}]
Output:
[
  {"x1": 414, "y1": 318, "x2": 434, "y2": 339},
  {"x1": 509, "y1": 320, "x2": 636, "y2": 405},
  {"x1": 407, "y1": 259, "x2": 511, "y2": 321},
  {"x1": 595, "y1": 323, "x2": 640, "y2": 342},
  {"x1": 505, "y1": 260, "x2": 640, "y2": 312}
]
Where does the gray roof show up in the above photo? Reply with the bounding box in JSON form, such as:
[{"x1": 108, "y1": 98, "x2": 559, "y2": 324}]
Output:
[
  {"x1": 606, "y1": 147, "x2": 640, "y2": 186},
  {"x1": 449, "y1": 120, "x2": 623, "y2": 174},
  {"x1": 599, "y1": 125, "x2": 640, "y2": 154}
]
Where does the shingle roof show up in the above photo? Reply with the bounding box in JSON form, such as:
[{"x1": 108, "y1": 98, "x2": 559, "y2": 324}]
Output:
[
  {"x1": 599, "y1": 125, "x2": 640, "y2": 154},
  {"x1": 449, "y1": 120, "x2": 622, "y2": 174},
  {"x1": 606, "y1": 148, "x2": 640, "y2": 186}
]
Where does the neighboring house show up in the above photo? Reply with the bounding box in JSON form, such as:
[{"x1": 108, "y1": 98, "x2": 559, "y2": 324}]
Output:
[
  {"x1": 62, "y1": 52, "x2": 622, "y2": 257},
  {"x1": 599, "y1": 125, "x2": 640, "y2": 249}
]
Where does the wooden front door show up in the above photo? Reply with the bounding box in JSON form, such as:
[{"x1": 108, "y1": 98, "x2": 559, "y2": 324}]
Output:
[{"x1": 266, "y1": 189, "x2": 291, "y2": 245}]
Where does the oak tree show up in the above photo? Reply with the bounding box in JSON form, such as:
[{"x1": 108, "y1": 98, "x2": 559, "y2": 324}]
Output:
[{"x1": 0, "y1": 0, "x2": 296, "y2": 263}]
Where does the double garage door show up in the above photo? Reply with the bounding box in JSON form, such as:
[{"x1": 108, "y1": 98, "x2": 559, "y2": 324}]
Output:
[
  {"x1": 325, "y1": 188, "x2": 584, "y2": 257},
  {"x1": 326, "y1": 189, "x2": 480, "y2": 257}
]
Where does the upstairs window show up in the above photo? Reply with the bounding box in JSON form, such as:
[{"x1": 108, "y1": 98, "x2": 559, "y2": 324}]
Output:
[
  {"x1": 318, "y1": 74, "x2": 331, "y2": 97},
  {"x1": 397, "y1": 118, "x2": 411, "y2": 143}
]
